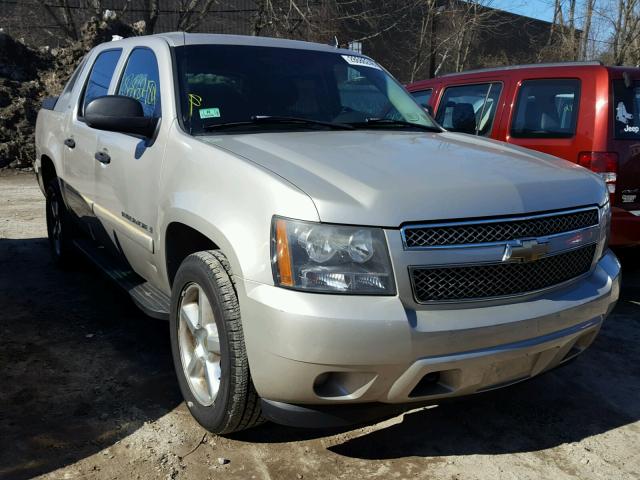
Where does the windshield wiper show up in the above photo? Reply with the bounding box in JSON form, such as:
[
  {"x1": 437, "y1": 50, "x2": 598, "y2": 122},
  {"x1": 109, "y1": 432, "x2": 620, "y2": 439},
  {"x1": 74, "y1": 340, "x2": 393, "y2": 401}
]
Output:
[
  {"x1": 349, "y1": 118, "x2": 442, "y2": 132},
  {"x1": 202, "y1": 115, "x2": 354, "y2": 131}
]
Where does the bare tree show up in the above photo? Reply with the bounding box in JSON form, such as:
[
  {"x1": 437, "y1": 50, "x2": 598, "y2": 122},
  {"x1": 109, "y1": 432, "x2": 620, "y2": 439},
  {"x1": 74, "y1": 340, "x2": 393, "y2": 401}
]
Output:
[
  {"x1": 174, "y1": 0, "x2": 220, "y2": 32},
  {"x1": 616, "y1": 0, "x2": 640, "y2": 65},
  {"x1": 252, "y1": 0, "x2": 325, "y2": 38},
  {"x1": 546, "y1": 0, "x2": 563, "y2": 48},
  {"x1": 143, "y1": 0, "x2": 160, "y2": 34},
  {"x1": 448, "y1": 0, "x2": 504, "y2": 73},
  {"x1": 596, "y1": 0, "x2": 640, "y2": 65},
  {"x1": 580, "y1": 0, "x2": 596, "y2": 59},
  {"x1": 394, "y1": 0, "x2": 505, "y2": 81},
  {"x1": 42, "y1": 0, "x2": 79, "y2": 41},
  {"x1": 567, "y1": 0, "x2": 578, "y2": 58},
  {"x1": 539, "y1": 0, "x2": 586, "y2": 62}
]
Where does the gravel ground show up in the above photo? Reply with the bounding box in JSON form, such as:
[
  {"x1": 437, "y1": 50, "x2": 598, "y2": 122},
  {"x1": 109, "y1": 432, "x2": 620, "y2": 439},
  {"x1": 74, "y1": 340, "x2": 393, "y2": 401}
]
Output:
[{"x1": 1, "y1": 171, "x2": 639, "y2": 480}]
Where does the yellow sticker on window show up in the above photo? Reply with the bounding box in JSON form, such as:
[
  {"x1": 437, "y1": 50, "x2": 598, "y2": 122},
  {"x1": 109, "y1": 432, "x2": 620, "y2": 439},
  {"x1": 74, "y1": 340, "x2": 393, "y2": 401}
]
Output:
[{"x1": 188, "y1": 93, "x2": 202, "y2": 116}]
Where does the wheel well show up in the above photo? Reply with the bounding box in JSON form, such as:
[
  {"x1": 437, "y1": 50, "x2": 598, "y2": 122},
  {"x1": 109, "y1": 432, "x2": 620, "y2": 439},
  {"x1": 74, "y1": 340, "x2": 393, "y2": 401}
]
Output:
[
  {"x1": 40, "y1": 155, "x2": 56, "y2": 189},
  {"x1": 165, "y1": 222, "x2": 219, "y2": 286}
]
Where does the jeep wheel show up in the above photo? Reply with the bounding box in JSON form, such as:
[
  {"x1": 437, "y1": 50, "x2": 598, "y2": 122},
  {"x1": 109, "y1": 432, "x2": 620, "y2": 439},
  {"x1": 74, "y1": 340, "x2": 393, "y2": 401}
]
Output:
[
  {"x1": 170, "y1": 251, "x2": 263, "y2": 434},
  {"x1": 45, "y1": 180, "x2": 76, "y2": 266}
]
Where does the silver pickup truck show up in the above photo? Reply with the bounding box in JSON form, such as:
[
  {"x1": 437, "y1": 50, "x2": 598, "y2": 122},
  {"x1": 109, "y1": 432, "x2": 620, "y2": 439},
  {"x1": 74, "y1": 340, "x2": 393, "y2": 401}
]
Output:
[{"x1": 35, "y1": 33, "x2": 620, "y2": 434}]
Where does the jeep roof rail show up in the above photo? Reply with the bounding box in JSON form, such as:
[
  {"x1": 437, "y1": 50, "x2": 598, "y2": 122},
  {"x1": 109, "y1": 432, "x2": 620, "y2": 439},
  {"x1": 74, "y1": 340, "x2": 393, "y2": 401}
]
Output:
[{"x1": 438, "y1": 61, "x2": 604, "y2": 78}]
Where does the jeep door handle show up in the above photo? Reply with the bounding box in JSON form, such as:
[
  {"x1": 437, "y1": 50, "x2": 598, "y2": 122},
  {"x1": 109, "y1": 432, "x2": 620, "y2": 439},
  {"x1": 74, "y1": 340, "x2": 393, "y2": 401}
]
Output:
[
  {"x1": 94, "y1": 151, "x2": 111, "y2": 165},
  {"x1": 64, "y1": 138, "x2": 75, "y2": 149}
]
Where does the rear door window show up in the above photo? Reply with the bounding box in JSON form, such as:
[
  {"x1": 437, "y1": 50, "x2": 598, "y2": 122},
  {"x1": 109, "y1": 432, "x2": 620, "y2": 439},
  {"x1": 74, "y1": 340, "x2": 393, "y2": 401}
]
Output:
[
  {"x1": 511, "y1": 79, "x2": 580, "y2": 138},
  {"x1": 435, "y1": 83, "x2": 502, "y2": 136},
  {"x1": 613, "y1": 79, "x2": 640, "y2": 139},
  {"x1": 55, "y1": 57, "x2": 87, "y2": 112},
  {"x1": 411, "y1": 89, "x2": 432, "y2": 108},
  {"x1": 117, "y1": 48, "x2": 162, "y2": 118},
  {"x1": 80, "y1": 49, "x2": 122, "y2": 116}
]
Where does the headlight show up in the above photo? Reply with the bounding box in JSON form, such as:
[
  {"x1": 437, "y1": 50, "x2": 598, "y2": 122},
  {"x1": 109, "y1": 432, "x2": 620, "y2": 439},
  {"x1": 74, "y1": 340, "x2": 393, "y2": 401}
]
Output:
[{"x1": 271, "y1": 217, "x2": 396, "y2": 294}]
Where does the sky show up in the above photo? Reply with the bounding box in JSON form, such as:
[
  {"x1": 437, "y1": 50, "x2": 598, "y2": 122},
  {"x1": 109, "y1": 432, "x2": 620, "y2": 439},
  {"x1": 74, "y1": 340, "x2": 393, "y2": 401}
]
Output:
[{"x1": 489, "y1": 0, "x2": 556, "y2": 23}]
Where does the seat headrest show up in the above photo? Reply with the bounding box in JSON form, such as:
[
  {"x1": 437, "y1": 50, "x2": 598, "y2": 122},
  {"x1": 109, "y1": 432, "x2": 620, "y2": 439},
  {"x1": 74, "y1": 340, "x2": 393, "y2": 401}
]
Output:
[{"x1": 451, "y1": 103, "x2": 476, "y2": 134}]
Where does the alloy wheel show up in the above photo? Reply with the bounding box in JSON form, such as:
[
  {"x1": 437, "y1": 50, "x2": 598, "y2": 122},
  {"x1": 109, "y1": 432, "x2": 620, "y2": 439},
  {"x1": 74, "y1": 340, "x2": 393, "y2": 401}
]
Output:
[
  {"x1": 177, "y1": 282, "x2": 222, "y2": 407},
  {"x1": 48, "y1": 194, "x2": 62, "y2": 257}
]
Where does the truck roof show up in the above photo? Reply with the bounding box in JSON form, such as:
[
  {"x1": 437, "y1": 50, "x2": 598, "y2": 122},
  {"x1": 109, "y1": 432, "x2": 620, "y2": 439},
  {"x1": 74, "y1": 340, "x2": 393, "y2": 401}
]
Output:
[
  {"x1": 438, "y1": 61, "x2": 604, "y2": 78},
  {"x1": 145, "y1": 32, "x2": 358, "y2": 56}
]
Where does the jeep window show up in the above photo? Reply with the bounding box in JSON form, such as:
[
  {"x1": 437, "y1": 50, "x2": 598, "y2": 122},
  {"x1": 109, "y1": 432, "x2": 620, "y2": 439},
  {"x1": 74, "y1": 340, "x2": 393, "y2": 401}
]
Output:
[
  {"x1": 511, "y1": 79, "x2": 580, "y2": 138},
  {"x1": 80, "y1": 49, "x2": 122, "y2": 116},
  {"x1": 411, "y1": 89, "x2": 432, "y2": 108},
  {"x1": 117, "y1": 48, "x2": 161, "y2": 118},
  {"x1": 436, "y1": 83, "x2": 502, "y2": 136},
  {"x1": 175, "y1": 45, "x2": 435, "y2": 134},
  {"x1": 612, "y1": 79, "x2": 640, "y2": 139}
]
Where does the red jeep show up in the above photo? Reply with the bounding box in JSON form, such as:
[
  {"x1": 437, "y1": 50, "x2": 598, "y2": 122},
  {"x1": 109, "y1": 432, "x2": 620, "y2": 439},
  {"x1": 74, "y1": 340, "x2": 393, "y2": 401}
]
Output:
[{"x1": 407, "y1": 62, "x2": 640, "y2": 246}]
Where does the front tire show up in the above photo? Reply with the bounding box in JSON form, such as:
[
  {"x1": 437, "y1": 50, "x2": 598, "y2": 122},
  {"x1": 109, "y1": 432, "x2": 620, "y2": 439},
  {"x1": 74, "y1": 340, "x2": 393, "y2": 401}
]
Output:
[{"x1": 169, "y1": 251, "x2": 263, "y2": 434}]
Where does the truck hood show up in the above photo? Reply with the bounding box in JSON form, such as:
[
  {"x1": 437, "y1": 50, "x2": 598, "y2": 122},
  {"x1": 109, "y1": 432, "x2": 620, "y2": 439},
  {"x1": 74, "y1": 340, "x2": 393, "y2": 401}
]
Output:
[{"x1": 201, "y1": 131, "x2": 607, "y2": 226}]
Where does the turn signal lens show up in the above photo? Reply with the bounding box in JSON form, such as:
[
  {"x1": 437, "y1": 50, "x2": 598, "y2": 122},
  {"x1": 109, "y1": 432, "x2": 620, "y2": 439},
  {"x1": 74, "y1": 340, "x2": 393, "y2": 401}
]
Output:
[{"x1": 275, "y1": 219, "x2": 293, "y2": 286}]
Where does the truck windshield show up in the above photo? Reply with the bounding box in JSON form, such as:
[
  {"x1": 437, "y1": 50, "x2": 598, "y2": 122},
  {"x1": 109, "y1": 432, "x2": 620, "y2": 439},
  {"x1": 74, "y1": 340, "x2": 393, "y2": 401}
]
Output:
[
  {"x1": 174, "y1": 44, "x2": 436, "y2": 134},
  {"x1": 613, "y1": 79, "x2": 640, "y2": 139}
]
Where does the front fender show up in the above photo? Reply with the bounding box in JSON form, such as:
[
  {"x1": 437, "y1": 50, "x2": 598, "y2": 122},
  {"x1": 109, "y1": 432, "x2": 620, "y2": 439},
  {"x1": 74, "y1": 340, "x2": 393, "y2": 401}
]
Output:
[{"x1": 157, "y1": 127, "x2": 319, "y2": 292}]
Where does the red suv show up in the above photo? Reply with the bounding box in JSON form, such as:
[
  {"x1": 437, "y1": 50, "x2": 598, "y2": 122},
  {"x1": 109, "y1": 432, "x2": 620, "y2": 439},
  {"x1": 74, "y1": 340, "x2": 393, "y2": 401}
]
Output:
[{"x1": 407, "y1": 62, "x2": 640, "y2": 246}]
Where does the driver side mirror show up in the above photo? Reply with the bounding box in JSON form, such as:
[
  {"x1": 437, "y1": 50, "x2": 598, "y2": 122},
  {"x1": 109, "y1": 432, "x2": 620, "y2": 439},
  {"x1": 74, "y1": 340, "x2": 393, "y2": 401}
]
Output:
[{"x1": 85, "y1": 95, "x2": 158, "y2": 138}]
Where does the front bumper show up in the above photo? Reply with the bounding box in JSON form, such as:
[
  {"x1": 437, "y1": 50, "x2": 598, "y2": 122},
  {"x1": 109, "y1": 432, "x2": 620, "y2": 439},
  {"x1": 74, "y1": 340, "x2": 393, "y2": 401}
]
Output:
[{"x1": 237, "y1": 250, "x2": 620, "y2": 425}]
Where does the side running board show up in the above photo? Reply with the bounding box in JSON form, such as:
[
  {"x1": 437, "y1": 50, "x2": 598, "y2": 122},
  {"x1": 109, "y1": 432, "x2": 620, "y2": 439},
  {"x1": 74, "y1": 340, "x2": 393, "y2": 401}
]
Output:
[{"x1": 73, "y1": 239, "x2": 170, "y2": 320}]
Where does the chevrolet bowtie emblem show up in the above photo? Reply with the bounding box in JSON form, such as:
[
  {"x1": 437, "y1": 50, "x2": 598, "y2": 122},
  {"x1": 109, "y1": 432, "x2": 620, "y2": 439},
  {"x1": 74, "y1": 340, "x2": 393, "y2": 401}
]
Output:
[{"x1": 502, "y1": 239, "x2": 549, "y2": 263}]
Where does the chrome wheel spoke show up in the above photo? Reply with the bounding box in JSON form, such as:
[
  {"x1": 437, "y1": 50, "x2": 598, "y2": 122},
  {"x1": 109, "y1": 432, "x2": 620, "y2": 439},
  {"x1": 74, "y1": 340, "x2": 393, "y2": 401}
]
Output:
[
  {"x1": 180, "y1": 303, "x2": 200, "y2": 335},
  {"x1": 186, "y1": 354, "x2": 201, "y2": 378},
  {"x1": 178, "y1": 282, "x2": 222, "y2": 407},
  {"x1": 203, "y1": 359, "x2": 221, "y2": 400}
]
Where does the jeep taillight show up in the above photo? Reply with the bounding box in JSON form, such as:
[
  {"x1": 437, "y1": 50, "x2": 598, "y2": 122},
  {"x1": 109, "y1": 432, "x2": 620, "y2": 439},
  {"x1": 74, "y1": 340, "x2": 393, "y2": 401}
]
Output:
[{"x1": 577, "y1": 152, "x2": 618, "y2": 203}]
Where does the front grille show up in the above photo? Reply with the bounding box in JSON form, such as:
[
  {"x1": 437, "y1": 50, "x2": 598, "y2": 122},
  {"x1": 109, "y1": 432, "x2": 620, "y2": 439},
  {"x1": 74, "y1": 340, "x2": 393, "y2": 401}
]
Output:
[
  {"x1": 411, "y1": 244, "x2": 597, "y2": 303},
  {"x1": 403, "y1": 208, "x2": 599, "y2": 248}
]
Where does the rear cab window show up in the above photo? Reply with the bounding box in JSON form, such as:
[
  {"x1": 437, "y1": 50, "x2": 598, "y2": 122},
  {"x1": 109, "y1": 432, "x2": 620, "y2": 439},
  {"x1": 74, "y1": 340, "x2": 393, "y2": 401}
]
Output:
[
  {"x1": 511, "y1": 79, "x2": 580, "y2": 138},
  {"x1": 55, "y1": 56, "x2": 87, "y2": 112},
  {"x1": 612, "y1": 79, "x2": 640, "y2": 139},
  {"x1": 79, "y1": 49, "x2": 122, "y2": 117},
  {"x1": 435, "y1": 83, "x2": 502, "y2": 136}
]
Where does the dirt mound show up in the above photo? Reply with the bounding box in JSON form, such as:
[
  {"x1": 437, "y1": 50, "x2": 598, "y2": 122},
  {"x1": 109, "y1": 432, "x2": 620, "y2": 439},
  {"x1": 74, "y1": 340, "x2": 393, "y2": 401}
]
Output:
[
  {"x1": 0, "y1": 13, "x2": 139, "y2": 169},
  {"x1": 0, "y1": 33, "x2": 49, "y2": 169}
]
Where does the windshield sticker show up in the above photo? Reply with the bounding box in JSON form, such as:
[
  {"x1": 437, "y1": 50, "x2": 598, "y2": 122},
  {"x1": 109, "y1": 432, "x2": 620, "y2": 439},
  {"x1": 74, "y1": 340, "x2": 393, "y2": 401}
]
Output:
[
  {"x1": 199, "y1": 107, "x2": 220, "y2": 119},
  {"x1": 616, "y1": 102, "x2": 633, "y2": 124},
  {"x1": 341, "y1": 55, "x2": 381, "y2": 70},
  {"x1": 188, "y1": 93, "x2": 203, "y2": 117}
]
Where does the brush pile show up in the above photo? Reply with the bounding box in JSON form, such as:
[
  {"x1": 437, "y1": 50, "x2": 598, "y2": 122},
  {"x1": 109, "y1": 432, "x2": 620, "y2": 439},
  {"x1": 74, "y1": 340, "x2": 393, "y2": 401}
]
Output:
[{"x1": 0, "y1": 12, "x2": 138, "y2": 169}]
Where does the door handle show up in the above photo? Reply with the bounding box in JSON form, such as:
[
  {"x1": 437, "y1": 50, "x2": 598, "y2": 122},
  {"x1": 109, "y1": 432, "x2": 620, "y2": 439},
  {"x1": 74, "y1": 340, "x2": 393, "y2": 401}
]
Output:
[
  {"x1": 64, "y1": 138, "x2": 75, "y2": 149},
  {"x1": 95, "y1": 151, "x2": 111, "y2": 165}
]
